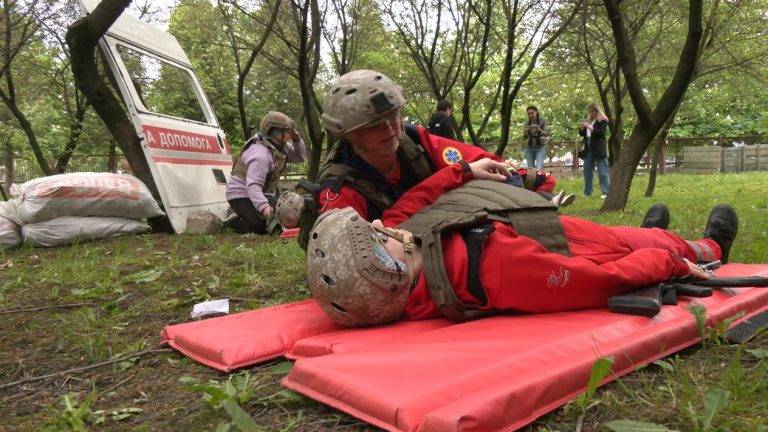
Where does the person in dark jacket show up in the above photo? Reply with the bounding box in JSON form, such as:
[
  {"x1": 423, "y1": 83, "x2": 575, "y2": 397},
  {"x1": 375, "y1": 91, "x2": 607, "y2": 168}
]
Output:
[
  {"x1": 578, "y1": 102, "x2": 610, "y2": 198},
  {"x1": 427, "y1": 99, "x2": 460, "y2": 140}
]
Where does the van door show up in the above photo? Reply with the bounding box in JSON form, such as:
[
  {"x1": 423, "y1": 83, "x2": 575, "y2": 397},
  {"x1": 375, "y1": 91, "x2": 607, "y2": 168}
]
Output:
[{"x1": 77, "y1": 0, "x2": 233, "y2": 233}]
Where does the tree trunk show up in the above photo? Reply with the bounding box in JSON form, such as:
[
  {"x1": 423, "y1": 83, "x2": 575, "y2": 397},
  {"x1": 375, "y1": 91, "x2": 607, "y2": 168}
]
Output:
[
  {"x1": 601, "y1": 0, "x2": 702, "y2": 211},
  {"x1": 66, "y1": 0, "x2": 159, "y2": 199},
  {"x1": 227, "y1": 0, "x2": 282, "y2": 141},
  {"x1": 1, "y1": 95, "x2": 51, "y2": 175},
  {"x1": 603, "y1": 127, "x2": 656, "y2": 209},
  {"x1": 54, "y1": 105, "x2": 88, "y2": 173},
  {"x1": 294, "y1": 0, "x2": 324, "y2": 181},
  {"x1": 3, "y1": 134, "x2": 12, "y2": 197},
  {"x1": 107, "y1": 140, "x2": 117, "y2": 172},
  {"x1": 644, "y1": 102, "x2": 680, "y2": 197}
]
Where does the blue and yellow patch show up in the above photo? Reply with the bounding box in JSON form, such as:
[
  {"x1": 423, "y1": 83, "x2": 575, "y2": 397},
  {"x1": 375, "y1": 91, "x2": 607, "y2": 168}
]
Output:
[{"x1": 442, "y1": 146, "x2": 463, "y2": 164}]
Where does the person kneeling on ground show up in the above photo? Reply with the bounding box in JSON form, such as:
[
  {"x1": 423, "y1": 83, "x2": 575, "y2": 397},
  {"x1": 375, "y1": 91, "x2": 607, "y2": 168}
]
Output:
[
  {"x1": 306, "y1": 158, "x2": 738, "y2": 326},
  {"x1": 226, "y1": 111, "x2": 306, "y2": 234}
]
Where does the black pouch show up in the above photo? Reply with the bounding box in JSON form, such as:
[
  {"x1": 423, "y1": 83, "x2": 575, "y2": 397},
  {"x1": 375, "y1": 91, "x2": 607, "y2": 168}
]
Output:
[{"x1": 296, "y1": 179, "x2": 321, "y2": 251}]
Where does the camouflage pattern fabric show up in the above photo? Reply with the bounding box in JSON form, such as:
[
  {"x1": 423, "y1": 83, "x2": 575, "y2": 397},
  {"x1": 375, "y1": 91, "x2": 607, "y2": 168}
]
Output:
[
  {"x1": 306, "y1": 208, "x2": 414, "y2": 327},
  {"x1": 321, "y1": 70, "x2": 406, "y2": 137}
]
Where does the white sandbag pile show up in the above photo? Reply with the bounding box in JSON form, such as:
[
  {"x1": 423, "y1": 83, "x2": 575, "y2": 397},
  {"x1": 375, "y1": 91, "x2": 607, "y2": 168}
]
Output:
[
  {"x1": 7, "y1": 172, "x2": 164, "y2": 224},
  {"x1": 3, "y1": 172, "x2": 163, "y2": 248},
  {"x1": 0, "y1": 202, "x2": 22, "y2": 250},
  {"x1": 21, "y1": 216, "x2": 151, "y2": 247}
]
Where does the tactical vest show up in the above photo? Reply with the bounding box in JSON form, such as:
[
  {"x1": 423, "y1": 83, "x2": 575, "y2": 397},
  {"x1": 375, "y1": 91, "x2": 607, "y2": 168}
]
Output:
[
  {"x1": 232, "y1": 135, "x2": 288, "y2": 196},
  {"x1": 317, "y1": 134, "x2": 434, "y2": 213},
  {"x1": 297, "y1": 134, "x2": 434, "y2": 250},
  {"x1": 397, "y1": 179, "x2": 570, "y2": 322}
]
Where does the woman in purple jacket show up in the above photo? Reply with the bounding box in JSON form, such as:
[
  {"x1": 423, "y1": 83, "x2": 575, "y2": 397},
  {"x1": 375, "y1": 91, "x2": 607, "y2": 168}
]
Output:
[{"x1": 225, "y1": 111, "x2": 306, "y2": 233}]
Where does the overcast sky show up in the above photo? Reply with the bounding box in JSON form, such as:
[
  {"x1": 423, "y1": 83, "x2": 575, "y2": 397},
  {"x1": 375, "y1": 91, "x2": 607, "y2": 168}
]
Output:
[{"x1": 127, "y1": 0, "x2": 179, "y2": 30}]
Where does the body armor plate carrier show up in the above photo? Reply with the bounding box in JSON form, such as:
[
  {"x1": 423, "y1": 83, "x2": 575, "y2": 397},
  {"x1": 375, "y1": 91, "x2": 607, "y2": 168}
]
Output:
[
  {"x1": 297, "y1": 133, "x2": 433, "y2": 249},
  {"x1": 397, "y1": 179, "x2": 570, "y2": 322}
]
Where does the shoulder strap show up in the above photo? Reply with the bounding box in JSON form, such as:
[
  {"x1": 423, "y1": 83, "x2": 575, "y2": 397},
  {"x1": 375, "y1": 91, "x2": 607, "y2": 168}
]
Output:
[
  {"x1": 397, "y1": 132, "x2": 433, "y2": 181},
  {"x1": 318, "y1": 162, "x2": 394, "y2": 215},
  {"x1": 420, "y1": 231, "x2": 495, "y2": 322}
]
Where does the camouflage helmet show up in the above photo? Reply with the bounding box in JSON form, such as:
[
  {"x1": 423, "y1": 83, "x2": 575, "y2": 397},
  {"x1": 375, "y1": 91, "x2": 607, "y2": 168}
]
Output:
[
  {"x1": 275, "y1": 191, "x2": 305, "y2": 229},
  {"x1": 322, "y1": 70, "x2": 406, "y2": 137},
  {"x1": 259, "y1": 111, "x2": 296, "y2": 134},
  {"x1": 307, "y1": 208, "x2": 416, "y2": 326}
]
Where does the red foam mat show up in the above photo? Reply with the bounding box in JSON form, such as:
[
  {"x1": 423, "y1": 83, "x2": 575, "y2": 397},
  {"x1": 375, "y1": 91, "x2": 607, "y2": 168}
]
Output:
[
  {"x1": 287, "y1": 319, "x2": 452, "y2": 360},
  {"x1": 283, "y1": 264, "x2": 768, "y2": 432},
  {"x1": 160, "y1": 300, "x2": 342, "y2": 371}
]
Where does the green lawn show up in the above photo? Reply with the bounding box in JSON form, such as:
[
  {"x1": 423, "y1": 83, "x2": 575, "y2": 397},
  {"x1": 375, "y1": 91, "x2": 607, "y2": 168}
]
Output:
[{"x1": 0, "y1": 171, "x2": 766, "y2": 431}]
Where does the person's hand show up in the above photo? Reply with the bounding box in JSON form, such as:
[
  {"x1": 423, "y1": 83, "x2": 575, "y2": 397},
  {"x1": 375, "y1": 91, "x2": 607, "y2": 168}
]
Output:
[
  {"x1": 580, "y1": 121, "x2": 592, "y2": 130},
  {"x1": 468, "y1": 158, "x2": 511, "y2": 181},
  {"x1": 683, "y1": 258, "x2": 711, "y2": 279},
  {"x1": 263, "y1": 206, "x2": 273, "y2": 218},
  {"x1": 290, "y1": 129, "x2": 301, "y2": 142},
  {"x1": 504, "y1": 157, "x2": 518, "y2": 170}
]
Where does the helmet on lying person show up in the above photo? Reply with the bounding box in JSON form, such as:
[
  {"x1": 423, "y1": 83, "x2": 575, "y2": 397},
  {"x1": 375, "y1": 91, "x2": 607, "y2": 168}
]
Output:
[
  {"x1": 321, "y1": 70, "x2": 406, "y2": 137},
  {"x1": 306, "y1": 207, "x2": 416, "y2": 326}
]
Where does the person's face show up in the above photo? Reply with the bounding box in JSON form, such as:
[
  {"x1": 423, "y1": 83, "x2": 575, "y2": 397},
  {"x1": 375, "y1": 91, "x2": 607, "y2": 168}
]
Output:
[
  {"x1": 371, "y1": 219, "x2": 408, "y2": 263},
  {"x1": 272, "y1": 128, "x2": 293, "y2": 143},
  {"x1": 587, "y1": 106, "x2": 598, "y2": 118},
  {"x1": 527, "y1": 109, "x2": 537, "y2": 121},
  {"x1": 344, "y1": 110, "x2": 402, "y2": 159}
]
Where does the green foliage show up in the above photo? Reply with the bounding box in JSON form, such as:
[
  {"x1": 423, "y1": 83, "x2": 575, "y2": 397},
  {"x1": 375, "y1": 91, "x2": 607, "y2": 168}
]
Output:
[
  {"x1": 45, "y1": 393, "x2": 103, "y2": 431},
  {"x1": 605, "y1": 420, "x2": 674, "y2": 432},
  {"x1": 570, "y1": 356, "x2": 615, "y2": 415}
]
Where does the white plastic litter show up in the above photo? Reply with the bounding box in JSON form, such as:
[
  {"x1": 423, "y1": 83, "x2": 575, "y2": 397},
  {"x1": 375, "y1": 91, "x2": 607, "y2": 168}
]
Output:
[
  {"x1": 7, "y1": 172, "x2": 164, "y2": 224},
  {"x1": 0, "y1": 202, "x2": 22, "y2": 250},
  {"x1": 191, "y1": 299, "x2": 230, "y2": 319},
  {"x1": 22, "y1": 216, "x2": 151, "y2": 247}
]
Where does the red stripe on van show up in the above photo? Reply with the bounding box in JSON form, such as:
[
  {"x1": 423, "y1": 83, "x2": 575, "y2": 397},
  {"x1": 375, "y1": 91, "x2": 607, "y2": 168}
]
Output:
[
  {"x1": 143, "y1": 125, "x2": 223, "y2": 154},
  {"x1": 152, "y1": 156, "x2": 232, "y2": 166}
]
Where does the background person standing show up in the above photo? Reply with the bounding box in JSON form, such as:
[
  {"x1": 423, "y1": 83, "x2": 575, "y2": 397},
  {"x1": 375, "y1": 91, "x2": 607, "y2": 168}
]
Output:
[
  {"x1": 578, "y1": 102, "x2": 610, "y2": 198},
  {"x1": 427, "y1": 99, "x2": 460, "y2": 140},
  {"x1": 522, "y1": 106, "x2": 550, "y2": 171}
]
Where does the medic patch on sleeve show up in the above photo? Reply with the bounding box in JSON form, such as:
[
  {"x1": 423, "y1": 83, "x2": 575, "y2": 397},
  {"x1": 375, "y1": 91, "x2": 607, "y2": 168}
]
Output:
[{"x1": 442, "y1": 146, "x2": 463, "y2": 164}]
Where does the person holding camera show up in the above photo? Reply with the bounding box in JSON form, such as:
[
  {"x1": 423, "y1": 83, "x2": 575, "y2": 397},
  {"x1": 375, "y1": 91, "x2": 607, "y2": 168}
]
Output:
[
  {"x1": 578, "y1": 102, "x2": 610, "y2": 198},
  {"x1": 522, "y1": 106, "x2": 550, "y2": 172}
]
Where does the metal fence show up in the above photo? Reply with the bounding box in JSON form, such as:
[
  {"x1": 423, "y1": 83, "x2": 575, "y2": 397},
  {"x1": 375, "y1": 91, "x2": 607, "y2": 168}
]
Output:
[{"x1": 1, "y1": 155, "x2": 118, "y2": 185}]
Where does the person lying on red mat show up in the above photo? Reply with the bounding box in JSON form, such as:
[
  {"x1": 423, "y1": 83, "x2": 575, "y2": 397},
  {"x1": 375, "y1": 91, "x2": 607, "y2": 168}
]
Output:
[{"x1": 306, "y1": 158, "x2": 738, "y2": 326}]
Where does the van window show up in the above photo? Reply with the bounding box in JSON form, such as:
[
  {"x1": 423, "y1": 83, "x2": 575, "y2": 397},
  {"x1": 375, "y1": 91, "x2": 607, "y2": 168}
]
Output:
[{"x1": 116, "y1": 44, "x2": 207, "y2": 124}]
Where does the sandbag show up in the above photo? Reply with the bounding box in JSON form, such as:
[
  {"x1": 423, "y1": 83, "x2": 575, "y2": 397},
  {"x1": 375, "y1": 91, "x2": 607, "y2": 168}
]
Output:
[
  {"x1": 8, "y1": 172, "x2": 164, "y2": 224},
  {"x1": 22, "y1": 216, "x2": 151, "y2": 247},
  {"x1": 0, "y1": 202, "x2": 22, "y2": 250}
]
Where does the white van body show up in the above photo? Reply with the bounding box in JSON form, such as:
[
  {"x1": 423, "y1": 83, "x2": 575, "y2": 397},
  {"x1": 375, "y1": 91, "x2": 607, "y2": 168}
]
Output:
[{"x1": 78, "y1": 0, "x2": 233, "y2": 233}]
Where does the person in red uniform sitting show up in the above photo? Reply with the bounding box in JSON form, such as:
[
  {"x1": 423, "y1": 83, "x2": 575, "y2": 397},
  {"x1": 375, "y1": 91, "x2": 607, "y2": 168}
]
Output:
[
  {"x1": 313, "y1": 69, "x2": 572, "y2": 223},
  {"x1": 306, "y1": 158, "x2": 738, "y2": 326}
]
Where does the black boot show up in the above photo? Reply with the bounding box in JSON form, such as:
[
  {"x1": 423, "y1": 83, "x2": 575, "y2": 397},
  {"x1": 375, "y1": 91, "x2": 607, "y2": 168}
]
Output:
[
  {"x1": 703, "y1": 204, "x2": 738, "y2": 263},
  {"x1": 641, "y1": 204, "x2": 670, "y2": 229}
]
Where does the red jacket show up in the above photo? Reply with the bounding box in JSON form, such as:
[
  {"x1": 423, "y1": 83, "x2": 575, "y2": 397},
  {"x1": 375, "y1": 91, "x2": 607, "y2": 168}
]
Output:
[
  {"x1": 318, "y1": 126, "x2": 501, "y2": 220},
  {"x1": 380, "y1": 164, "x2": 702, "y2": 320}
]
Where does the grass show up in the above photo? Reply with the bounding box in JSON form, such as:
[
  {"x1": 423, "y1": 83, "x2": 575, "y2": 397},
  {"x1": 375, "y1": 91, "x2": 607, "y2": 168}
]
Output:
[{"x1": 1, "y1": 171, "x2": 767, "y2": 431}]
